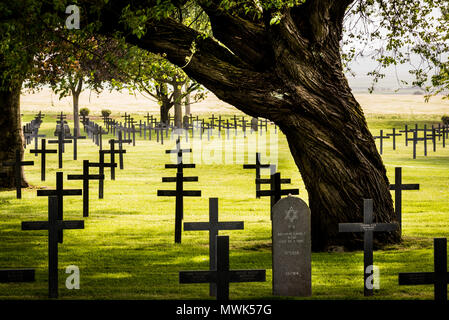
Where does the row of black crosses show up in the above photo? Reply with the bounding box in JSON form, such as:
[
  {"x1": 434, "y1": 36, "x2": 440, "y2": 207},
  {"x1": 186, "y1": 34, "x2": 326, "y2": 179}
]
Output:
[
  {"x1": 22, "y1": 112, "x2": 45, "y2": 149},
  {"x1": 0, "y1": 150, "x2": 127, "y2": 297},
  {"x1": 243, "y1": 152, "x2": 299, "y2": 219},
  {"x1": 374, "y1": 123, "x2": 449, "y2": 159},
  {"x1": 155, "y1": 138, "x2": 266, "y2": 300},
  {"x1": 96, "y1": 112, "x2": 277, "y2": 146},
  {"x1": 338, "y1": 199, "x2": 449, "y2": 301},
  {"x1": 1, "y1": 113, "x2": 131, "y2": 298}
]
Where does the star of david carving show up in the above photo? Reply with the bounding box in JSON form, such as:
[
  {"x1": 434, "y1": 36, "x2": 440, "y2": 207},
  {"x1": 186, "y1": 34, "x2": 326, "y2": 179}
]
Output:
[{"x1": 285, "y1": 206, "x2": 299, "y2": 224}]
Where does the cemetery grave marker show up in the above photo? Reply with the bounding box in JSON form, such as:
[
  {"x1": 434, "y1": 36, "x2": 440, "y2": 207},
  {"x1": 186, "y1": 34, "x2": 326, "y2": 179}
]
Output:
[
  {"x1": 22, "y1": 196, "x2": 84, "y2": 298},
  {"x1": 2, "y1": 149, "x2": 34, "y2": 199},
  {"x1": 399, "y1": 238, "x2": 449, "y2": 301},
  {"x1": 251, "y1": 117, "x2": 258, "y2": 132},
  {"x1": 184, "y1": 198, "x2": 244, "y2": 296},
  {"x1": 102, "y1": 139, "x2": 126, "y2": 180},
  {"x1": 257, "y1": 171, "x2": 299, "y2": 219},
  {"x1": 37, "y1": 172, "x2": 82, "y2": 243},
  {"x1": 338, "y1": 199, "x2": 398, "y2": 296},
  {"x1": 30, "y1": 129, "x2": 46, "y2": 156},
  {"x1": 0, "y1": 269, "x2": 35, "y2": 283},
  {"x1": 373, "y1": 130, "x2": 390, "y2": 155},
  {"x1": 67, "y1": 160, "x2": 104, "y2": 217},
  {"x1": 111, "y1": 131, "x2": 131, "y2": 170},
  {"x1": 30, "y1": 139, "x2": 57, "y2": 181},
  {"x1": 89, "y1": 150, "x2": 116, "y2": 199},
  {"x1": 48, "y1": 130, "x2": 72, "y2": 169},
  {"x1": 243, "y1": 152, "x2": 271, "y2": 197},
  {"x1": 389, "y1": 167, "x2": 419, "y2": 233},
  {"x1": 157, "y1": 172, "x2": 201, "y2": 243},
  {"x1": 272, "y1": 196, "x2": 311, "y2": 296},
  {"x1": 165, "y1": 138, "x2": 192, "y2": 166},
  {"x1": 66, "y1": 134, "x2": 86, "y2": 160},
  {"x1": 386, "y1": 128, "x2": 402, "y2": 150},
  {"x1": 179, "y1": 235, "x2": 266, "y2": 300},
  {"x1": 400, "y1": 125, "x2": 411, "y2": 147}
]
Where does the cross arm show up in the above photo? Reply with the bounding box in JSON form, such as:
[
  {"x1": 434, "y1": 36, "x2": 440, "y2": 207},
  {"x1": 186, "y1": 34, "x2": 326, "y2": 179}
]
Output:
[
  {"x1": 29, "y1": 149, "x2": 57, "y2": 154},
  {"x1": 22, "y1": 221, "x2": 49, "y2": 230},
  {"x1": 399, "y1": 272, "x2": 435, "y2": 285},
  {"x1": 179, "y1": 271, "x2": 216, "y2": 284},
  {"x1": 37, "y1": 189, "x2": 82, "y2": 196},
  {"x1": 102, "y1": 150, "x2": 126, "y2": 154},
  {"x1": 280, "y1": 189, "x2": 299, "y2": 196},
  {"x1": 89, "y1": 162, "x2": 117, "y2": 168},
  {"x1": 228, "y1": 270, "x2": 266, "y2": 282},
  {"x1": 165, "y1": 164, "x2": 196, "y2": 169},
  {"x1": 162, "y1": 176, "x2": 198, "y2": 182},
  {"x1": 67, "y1": 174, "x2": 105, "y2": 180},
  {"x1": 165, "y1": 149, "x2": 192, "y2": 154},
  {"x1": 389, "y1": 184, "x2": 420, "y2": 191},
  {"x1": 184, "y1": 222, "x2": 211, "y2": 231}
]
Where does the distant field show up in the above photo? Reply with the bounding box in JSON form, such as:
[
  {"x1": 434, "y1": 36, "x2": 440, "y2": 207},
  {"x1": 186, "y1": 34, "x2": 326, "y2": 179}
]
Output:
[{"x1": 20, "y1": 88, "x2": 449, "y2": 116}]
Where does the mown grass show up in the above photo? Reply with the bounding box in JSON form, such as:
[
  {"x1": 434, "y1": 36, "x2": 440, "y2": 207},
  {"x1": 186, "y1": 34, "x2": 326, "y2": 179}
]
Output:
[{"x1": 0, "y1": 112, "x2": 448, "y2": 300}]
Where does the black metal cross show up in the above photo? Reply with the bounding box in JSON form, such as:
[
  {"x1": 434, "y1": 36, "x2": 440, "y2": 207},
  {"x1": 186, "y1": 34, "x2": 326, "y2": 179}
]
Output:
[
  {"x1": 66, "y1": 134, "x2": 86, "y2": 160},
  {"x1": 2, "y1": 149, "x2": 34, "y2": 199},
  {"x1": 30, "y1": 129, "x2": 46, "y2": 156},
  {"x1": 184, "y1": 198, "x2": 244, "y2": 296},
  {"x1": 339, "y1": 199, "x2": 398, "y2": 296},
  {"x1": 157, "y1": 172, "x2": 201, "y2": 243},
  {"x1": 256, "y1": 171, "x2": 299, "y2": 219},
  {"x1": 0, "y1": 269, "x2": 35, "y2": 283},
  {"x1": 111, "y1": 131, "x2": 131, "y2": 170},
  {"x1": 399, "y1": 238, "x2": 448, "y2": 301},
  {"x1": 179, "y1": 235, "x2": 266, "y2": 300},
  {"x1": 209, "y1": 114, "x2": 216, "y2": 129},
  {"x1": 30, "y1": 139, "x2": 57, "y2": 181},
  {"x1": 102, "y1": 139, "x2": 126, "y2": 180},
  {"x1": 400, "y1": 124, "x2": 411, "y2": 146},
  {"x1": 22, "y1": 196, "x2": 84, "y2": 298},
  {"x1": 389, "y1": 167, "x2": 419, "y2": 233},
  {"x1": 373, "y1": 130, "x2": 390, "y2": 155},
  {"x1": 67, "y1": 160, "x2": 104, "y2": 217},
  {"x1": 89, "y1": 150, "x2": 117, "y2": 199},
  {"x1": 243, "y1": 153, "x2": 271, "y2": 197},
  {"x1": 386, "y1": 128, "x2": 402, "y2": 150},
  {"x1": 37, "y1": 172, "x2": 82, "y2": 243},
  {"x1": 48, "y1": 130, "x2": 72, "y2": 168},
  {"x1": 165, "y1": 138, "x2": 192, "y2": 165}
]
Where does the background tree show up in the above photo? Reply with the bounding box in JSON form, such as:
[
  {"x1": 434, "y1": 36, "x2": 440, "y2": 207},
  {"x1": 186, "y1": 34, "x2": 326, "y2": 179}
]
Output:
[
  {"x1": 116, "y1": 47, "x2": 206, "y2": 126},
  {"x1": 0, "y1": 1, "x2": 56, "y2": 188},
  {"x1": 26, "y1": 34, "x2": 128, "y2": 136}
]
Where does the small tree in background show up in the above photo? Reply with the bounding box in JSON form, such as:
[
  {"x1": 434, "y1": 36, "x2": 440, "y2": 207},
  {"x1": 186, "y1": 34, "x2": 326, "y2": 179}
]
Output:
[
  {"x1": 25, "y1": 33, "x2": 127, "y2": 136},
  {"x1": 101, "y1": 109, "x2": 112, "y2": 117}
]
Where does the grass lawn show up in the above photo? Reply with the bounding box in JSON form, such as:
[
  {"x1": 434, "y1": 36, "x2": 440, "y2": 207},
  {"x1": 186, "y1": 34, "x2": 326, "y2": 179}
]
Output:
[{"x1": 0, "y1": 111, "x2": 448, "y2": 300}]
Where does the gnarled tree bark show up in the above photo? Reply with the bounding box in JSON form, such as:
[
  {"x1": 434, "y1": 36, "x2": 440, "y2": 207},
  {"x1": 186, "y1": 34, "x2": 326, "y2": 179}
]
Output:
[{"x1": 0, "y1": 76, "x2": 28, "y2": 189}]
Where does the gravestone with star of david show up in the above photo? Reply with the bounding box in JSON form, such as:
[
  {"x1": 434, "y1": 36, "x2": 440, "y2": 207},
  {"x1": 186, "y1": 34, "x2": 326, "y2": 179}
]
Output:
[{"x1": 272, "y1": 195, "x2": 311, "y2": 296}]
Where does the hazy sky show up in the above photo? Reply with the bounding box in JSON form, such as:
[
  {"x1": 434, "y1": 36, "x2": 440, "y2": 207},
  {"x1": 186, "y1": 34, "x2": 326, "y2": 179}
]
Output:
[{"x1": 345, "y1": 56, "x2": 419, "y2": 91}]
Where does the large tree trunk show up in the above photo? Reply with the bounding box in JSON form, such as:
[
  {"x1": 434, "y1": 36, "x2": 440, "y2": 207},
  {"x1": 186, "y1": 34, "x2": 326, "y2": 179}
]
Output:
[
  {"x1": 184, "y1": 92, "x2": 191, "y2": 116},
  {"x1": 100, "y1": 0, "x2": 399, "y2": 250},
  {"x1": 160, "y1": 102, "x2": 171, "y2": 125},
  {"x1": 72, "y1": 78, "x2": 82, "y2": 137},
  {"x1": 0, "y1": 78, "x2": 27, "y2": 188},
  {"x1": 173, "y1": 80, "x2": 183, "y2": 128}
]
